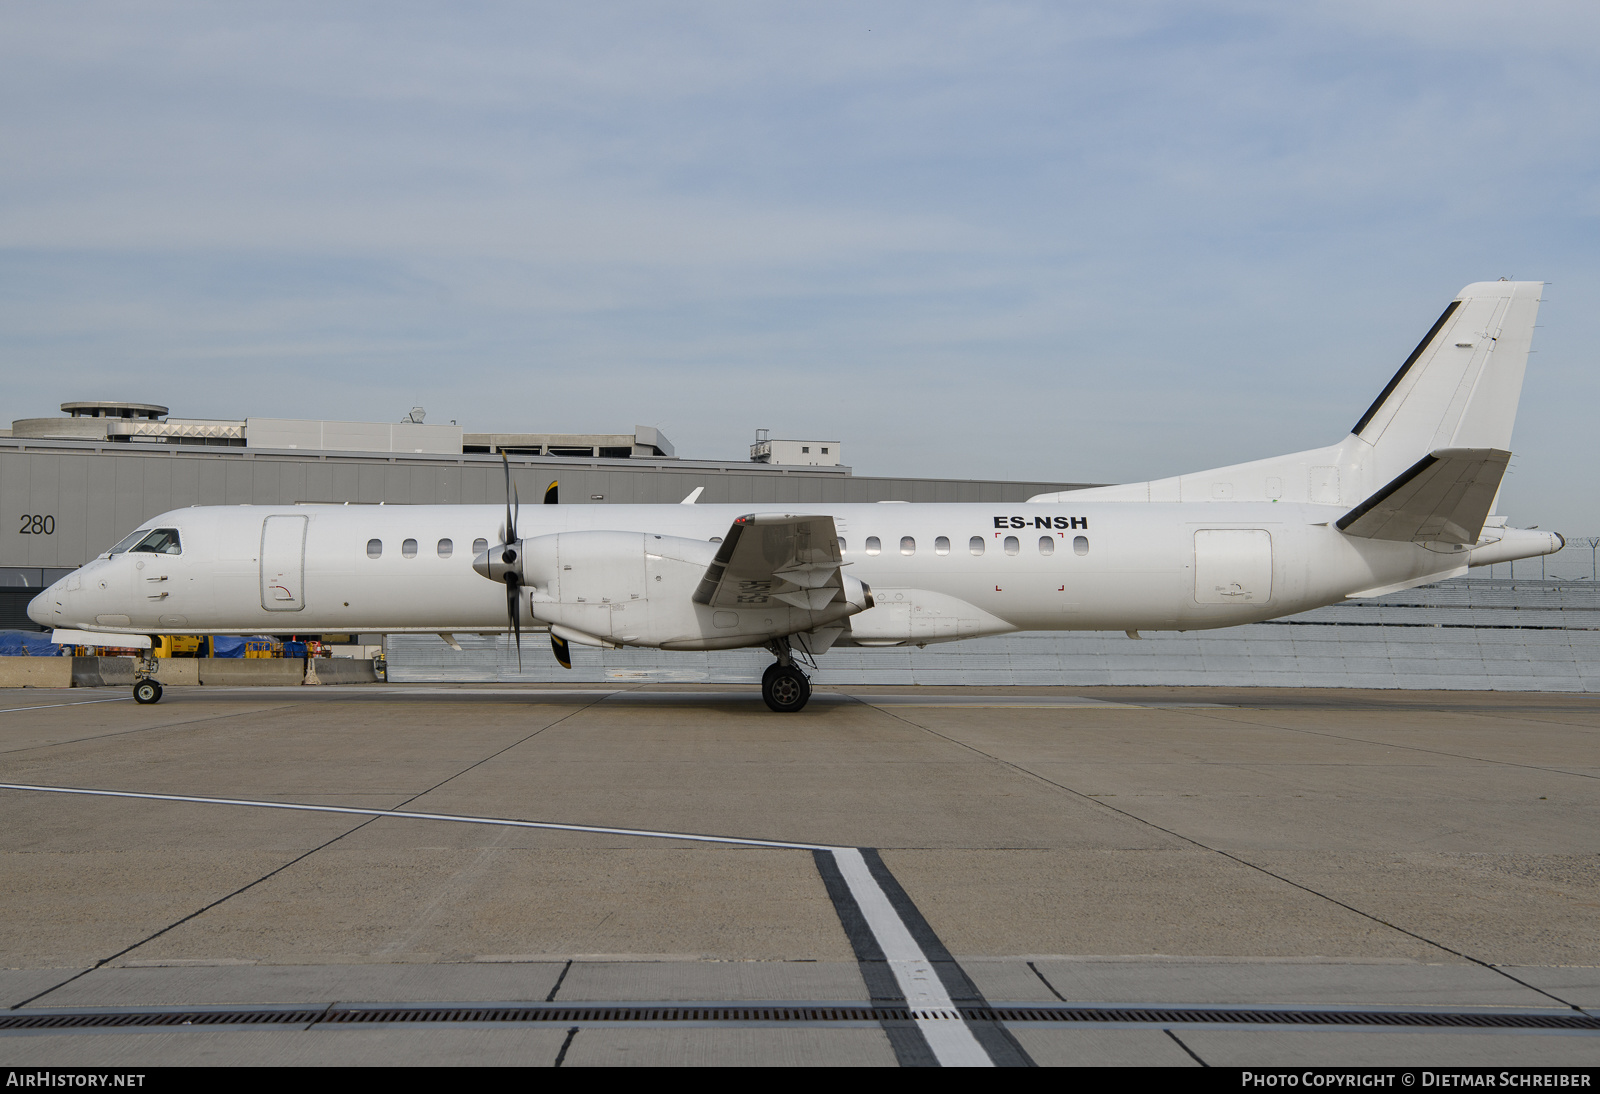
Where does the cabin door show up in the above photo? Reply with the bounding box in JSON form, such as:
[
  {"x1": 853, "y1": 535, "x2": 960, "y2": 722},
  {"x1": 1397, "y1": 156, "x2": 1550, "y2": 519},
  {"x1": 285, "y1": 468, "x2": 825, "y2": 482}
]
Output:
[
  {"x1": 1194, "y1": 529, "x2": 1273, "y2": 605},
  {"x1": 260, "y1": 516, "x2": 308, "y2": 612}
]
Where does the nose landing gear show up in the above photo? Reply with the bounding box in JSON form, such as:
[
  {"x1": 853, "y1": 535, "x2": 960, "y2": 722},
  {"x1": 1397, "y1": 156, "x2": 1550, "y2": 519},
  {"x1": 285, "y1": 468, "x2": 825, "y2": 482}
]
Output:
[
  {"x1": 132, "y1": 650, "x2": 163, "y2": 704},
  {"x1": 761, "y1": 639, "x2": 812, "y2": 712}
]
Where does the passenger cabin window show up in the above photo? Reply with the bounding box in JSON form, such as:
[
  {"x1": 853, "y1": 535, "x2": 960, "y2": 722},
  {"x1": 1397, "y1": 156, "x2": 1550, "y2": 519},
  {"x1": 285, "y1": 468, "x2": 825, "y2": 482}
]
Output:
[
  {"x1": 969, "y1": 536, "x2": 984, "y2": 556},
  {"x1": 900, "y1": 536, "x2": 915, "y2": 556},
  {"x1": 865, "y1": 536, "x2": 881, "y2": 555},
  {"x1": 402, "y1": 538, "x2": 418, "y2": 559},
  {"x1": 1074, "y1": 535, "x2": 1089, "y2": 556},
  {"x1": 1039, "y1": 535, "x2": 1054, "y2": 556},
  {"x1": 128, "y1": 528, "x2": 182, "y2": 555},
  {"x1": 472, "y1": 538, "x2": 488, "y2": 556},
  {"x1": 109, "y1": 529, "x2": 153, "y2": 555},
  {"x1": 367, "y1": 539, "x2": 383, "y2": 559},
  {"x1": 935, "y1": 536, "x2": 950, "y2": 555},
  {"x1": 437, "y1": 538, "x2": 453, "y2": 558},
  {"x1": 1004, "y1": 535, "x2": 1019, "y2": 556}
]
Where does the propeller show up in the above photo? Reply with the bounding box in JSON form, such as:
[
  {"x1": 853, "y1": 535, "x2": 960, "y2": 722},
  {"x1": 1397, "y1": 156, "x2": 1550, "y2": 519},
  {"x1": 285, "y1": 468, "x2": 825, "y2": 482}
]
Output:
[
  {"x1": 501, "y1": 454, "x2": 523, "y2": 670},
  {"x1": 490, "y1": 458, "x2": 569, "y2": 670}
]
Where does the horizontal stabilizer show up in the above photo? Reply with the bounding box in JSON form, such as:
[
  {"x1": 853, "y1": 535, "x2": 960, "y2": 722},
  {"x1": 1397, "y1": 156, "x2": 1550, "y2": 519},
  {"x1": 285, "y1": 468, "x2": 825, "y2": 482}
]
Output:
[{"x1": 1336, "y1": 448, "x2": 1509, "y2": 544}]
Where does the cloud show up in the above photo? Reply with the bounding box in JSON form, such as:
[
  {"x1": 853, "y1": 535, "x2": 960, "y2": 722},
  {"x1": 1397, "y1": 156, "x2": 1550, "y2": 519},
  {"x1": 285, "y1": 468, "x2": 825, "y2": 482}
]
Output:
[{"x1": 1, "y1": 2, "x2": 1596, "y2": 529}]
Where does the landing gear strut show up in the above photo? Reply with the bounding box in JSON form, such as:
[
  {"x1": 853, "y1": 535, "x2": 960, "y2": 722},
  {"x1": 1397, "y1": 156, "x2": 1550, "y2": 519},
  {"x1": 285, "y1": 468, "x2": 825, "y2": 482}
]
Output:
[{"x1": 761, "y1": 640, "x2": 811, "y2": 713}]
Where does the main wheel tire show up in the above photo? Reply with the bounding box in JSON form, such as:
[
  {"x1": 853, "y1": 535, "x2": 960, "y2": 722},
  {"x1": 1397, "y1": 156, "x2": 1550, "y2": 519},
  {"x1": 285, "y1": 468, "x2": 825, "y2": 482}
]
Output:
[
  {"x1": 133, "y1": 680, "x2": 163, "y2": 705},
  {"x1": 762, "y1": 665, "x2": 810, "y2": 713}
]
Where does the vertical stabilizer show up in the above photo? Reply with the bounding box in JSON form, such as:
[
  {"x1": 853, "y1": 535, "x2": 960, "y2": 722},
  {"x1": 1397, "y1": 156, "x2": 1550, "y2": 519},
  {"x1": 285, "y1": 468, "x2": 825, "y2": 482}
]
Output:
[
  {"x1": 1351, "y1": 281, "x2": 1542, "y2": 486},
  {"x1": 1027, "y1": 280, "x2": 1544, "y2": 512}
]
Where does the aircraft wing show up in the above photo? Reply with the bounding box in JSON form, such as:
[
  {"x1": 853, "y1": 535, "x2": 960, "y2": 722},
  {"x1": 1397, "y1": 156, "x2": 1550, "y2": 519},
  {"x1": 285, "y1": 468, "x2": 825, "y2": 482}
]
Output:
[
  {"x1": 1336, "y1": 448, "x2": 1510, "y2": 544},
  {"x1": 692, "y1": 513, "x2": 849, "y2": 610}
]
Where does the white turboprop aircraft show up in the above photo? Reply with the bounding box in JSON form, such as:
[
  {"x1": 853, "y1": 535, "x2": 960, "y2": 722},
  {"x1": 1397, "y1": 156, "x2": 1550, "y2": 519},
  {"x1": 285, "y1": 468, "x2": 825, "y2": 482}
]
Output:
[{"x1": 32, "y1": 280, "x2": 1564, "y2": 711}]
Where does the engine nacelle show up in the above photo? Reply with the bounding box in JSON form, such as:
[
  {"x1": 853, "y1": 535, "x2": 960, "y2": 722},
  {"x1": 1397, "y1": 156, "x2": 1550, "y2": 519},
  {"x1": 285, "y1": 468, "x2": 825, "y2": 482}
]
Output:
[{"x1": 490, "y1": 530, "x2": 867, "y2": 650}]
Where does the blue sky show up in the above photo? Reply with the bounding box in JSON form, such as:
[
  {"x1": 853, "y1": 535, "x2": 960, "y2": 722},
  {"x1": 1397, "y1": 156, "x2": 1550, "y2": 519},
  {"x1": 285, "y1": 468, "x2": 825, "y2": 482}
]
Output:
[{"x1": 3, "y1": 2, "x2": 1597, "y2": 540}]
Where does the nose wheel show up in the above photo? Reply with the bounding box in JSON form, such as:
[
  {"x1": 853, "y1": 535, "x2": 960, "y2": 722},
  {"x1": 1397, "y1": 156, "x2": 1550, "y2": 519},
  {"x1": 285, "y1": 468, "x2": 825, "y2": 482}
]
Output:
[
  {"x1": 761, "y1": 662, "x2": 811, "y2": 713},
  {"x1": 133, "y1": 679, "x2": 164, "y2": 705}
]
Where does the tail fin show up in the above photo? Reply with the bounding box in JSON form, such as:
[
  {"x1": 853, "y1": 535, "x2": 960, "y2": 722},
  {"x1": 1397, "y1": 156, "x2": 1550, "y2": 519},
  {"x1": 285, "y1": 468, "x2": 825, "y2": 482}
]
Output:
[
  {"x1": 1333, "y1": 280, "x2": 1541, "y2": 543},
  {"x1": 1351, "y1": 280, "x2": 1542, "y2": 479},
  {"x1": 1026, "y1": 280, "x2": 1543, "y2": 515}
]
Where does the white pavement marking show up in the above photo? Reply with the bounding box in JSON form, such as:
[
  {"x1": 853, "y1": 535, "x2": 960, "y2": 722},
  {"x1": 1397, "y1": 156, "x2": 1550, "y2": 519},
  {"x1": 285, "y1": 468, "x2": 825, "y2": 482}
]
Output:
[
  {"x1": 831, "y1": 848, "x2": 994, "y2": 1067},
  {"x1": 0, "y1": 781, "x2": 999, "y2": 1067},
  {"x1": 0, "y1": 697, "x2": 133, "y2": 713},
  {"x1": 0, "y1": 783, "x2": 832, "y2": 850}
]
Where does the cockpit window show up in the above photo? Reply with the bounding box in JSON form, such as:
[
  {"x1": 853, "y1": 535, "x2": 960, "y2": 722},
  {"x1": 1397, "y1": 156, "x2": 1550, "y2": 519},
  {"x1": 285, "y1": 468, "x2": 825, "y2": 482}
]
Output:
[
  {"x1": 108, "y1": 529, "x2": 153, "y2": 555},
  {"x1": 128, "y1": 528, "x2": 182, "y2": 555}
]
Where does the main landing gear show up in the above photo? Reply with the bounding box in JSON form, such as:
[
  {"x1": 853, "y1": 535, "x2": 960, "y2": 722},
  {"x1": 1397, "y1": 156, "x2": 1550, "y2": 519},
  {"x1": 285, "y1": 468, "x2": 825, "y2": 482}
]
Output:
[{"x1": 761, "y1": 639, "x2": 812, "y2": 713}]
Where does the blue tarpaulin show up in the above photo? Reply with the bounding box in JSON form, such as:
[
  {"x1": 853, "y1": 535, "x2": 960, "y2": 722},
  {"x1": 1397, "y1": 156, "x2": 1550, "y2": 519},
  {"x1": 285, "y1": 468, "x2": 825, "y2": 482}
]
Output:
[
  {"x1": 211, "y1": 636, "x2": 247, "y2": 658},
  {"x1": 0, "y1": 632, "x2": 64, "y2": 657}
]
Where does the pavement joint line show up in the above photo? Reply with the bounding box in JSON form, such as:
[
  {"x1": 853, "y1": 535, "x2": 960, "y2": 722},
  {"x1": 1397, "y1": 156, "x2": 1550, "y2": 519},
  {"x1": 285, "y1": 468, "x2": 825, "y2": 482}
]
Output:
[
  {"x1": 1164, "y1": 1028, "x2": 1209, "y2": 1066},
  {"x1": 847, "y1": 694, "x2": 1594, "y2": 1018},
  {"x1": 1157, "y1": 705, "x2": 1600, "y2": 782},
  {"x1": 552, "y1": 1025, "x2": 579, "y2": 1066},
  {"x1": 0, "y1": 700, "x2": 309, "y2": 757},
  {"x1": 545, "y1": 960, "x2": 573, "y2": 1002},
  {"x1": 1027, "y1": 962, "x2": 1067, "y2": 1002}
]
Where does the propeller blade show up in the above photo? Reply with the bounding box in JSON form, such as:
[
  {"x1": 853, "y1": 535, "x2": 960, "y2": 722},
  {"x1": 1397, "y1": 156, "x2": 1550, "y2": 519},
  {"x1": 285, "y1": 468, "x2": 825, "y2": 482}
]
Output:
[
  {"x1": 505, "y1": 574, "x2": 522, "y2": 671},
  {"x1": 501, "y1": 453, "x2": 518, "y2": 544},
  {"x1": 550, "y1": 633, "x2": 572, "y2": 669},
  {"x1": 544, "y1": 480, "x2": 558, "y2": 505}
]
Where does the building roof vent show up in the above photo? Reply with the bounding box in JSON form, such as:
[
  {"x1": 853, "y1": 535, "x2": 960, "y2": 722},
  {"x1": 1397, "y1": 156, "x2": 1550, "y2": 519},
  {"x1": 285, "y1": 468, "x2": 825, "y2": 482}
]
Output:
[{"x1": 61, "y1": 400, "x2": 168, "y2": 420}]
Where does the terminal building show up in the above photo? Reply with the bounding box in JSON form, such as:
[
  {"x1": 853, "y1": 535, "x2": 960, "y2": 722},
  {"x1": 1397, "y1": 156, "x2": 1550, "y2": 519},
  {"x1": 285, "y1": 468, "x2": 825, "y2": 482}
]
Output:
[
  {"x1": 4, "y1": 399, "x2": 1595, "y2": 691},
  {"x1": 0, "y1": 399, "x2": 1085, "y2": 628}
]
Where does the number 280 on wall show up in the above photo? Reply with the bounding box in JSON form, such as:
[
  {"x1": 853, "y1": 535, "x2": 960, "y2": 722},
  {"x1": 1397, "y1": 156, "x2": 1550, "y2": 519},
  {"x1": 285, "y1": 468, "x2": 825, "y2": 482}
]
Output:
[{"x1": 18, "y1": 515, "x2": 55, "y2": 535}]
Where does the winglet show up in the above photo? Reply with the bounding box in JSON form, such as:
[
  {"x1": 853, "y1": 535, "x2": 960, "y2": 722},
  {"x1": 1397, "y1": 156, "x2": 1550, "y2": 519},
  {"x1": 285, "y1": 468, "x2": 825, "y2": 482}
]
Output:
[
  {"x1": 544, "y1": 481, "x2": 558, "y2": 505},
  {"x1": 680, "y1": 486, "x2": 704, "y2": 505}
]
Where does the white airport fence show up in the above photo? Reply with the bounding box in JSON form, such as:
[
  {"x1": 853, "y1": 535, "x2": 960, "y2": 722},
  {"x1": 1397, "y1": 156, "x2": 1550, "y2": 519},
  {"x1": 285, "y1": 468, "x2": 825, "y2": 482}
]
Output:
[{"x1": 384, "y1": 577, "x2": 1600, "y2": 691}]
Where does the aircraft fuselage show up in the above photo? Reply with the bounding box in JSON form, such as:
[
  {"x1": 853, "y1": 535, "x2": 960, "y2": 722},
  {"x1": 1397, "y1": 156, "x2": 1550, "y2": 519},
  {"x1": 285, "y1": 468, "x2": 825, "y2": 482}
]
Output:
[{"x1": 30, "y1": 500, "x2": 1552, "y2": 644}]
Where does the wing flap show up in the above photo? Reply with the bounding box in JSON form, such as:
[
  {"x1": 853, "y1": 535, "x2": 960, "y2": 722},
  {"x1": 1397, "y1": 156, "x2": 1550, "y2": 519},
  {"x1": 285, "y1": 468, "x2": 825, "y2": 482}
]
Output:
[{"x1": 1336, "y1": 448, "x2": 1510, "y2": 544}]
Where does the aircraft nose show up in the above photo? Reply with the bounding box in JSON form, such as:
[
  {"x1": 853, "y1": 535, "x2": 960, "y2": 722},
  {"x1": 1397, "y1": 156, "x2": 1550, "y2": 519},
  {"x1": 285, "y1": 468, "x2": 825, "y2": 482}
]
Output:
[{"x1": 27, "y1": 588, "x2": 57, "y2": 627}]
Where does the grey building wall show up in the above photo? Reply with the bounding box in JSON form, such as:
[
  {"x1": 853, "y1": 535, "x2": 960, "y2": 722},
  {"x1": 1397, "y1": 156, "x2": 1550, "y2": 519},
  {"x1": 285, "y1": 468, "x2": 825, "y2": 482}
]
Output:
[
  {"x1": 0, "y1": 437, "x2": 1090, "y2": 571},
  {"x1": 385, "y1": 577, "x2": 1600, "y2": 691}
]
